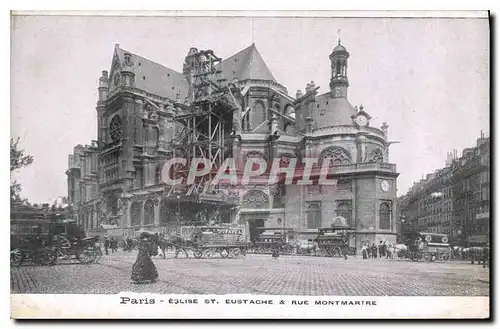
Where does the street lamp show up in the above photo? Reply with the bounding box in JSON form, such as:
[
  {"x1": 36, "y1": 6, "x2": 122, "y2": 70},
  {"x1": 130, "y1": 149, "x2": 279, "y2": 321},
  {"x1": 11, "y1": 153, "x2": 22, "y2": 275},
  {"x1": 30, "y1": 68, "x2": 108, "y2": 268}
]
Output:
[
  {"x1": 176, "y1": 195, "x2": 181, "y2": 225},
  {"x1": 399, "y1": 215, "x2": 406, "y2": 243}
]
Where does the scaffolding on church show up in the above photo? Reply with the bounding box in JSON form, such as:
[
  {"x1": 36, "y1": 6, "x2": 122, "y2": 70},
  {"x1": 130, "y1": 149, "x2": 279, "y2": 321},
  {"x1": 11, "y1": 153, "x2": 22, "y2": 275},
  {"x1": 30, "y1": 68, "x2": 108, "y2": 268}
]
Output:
[{"x1": 170, "y1": 49, "x2": 242, "y2": 223}]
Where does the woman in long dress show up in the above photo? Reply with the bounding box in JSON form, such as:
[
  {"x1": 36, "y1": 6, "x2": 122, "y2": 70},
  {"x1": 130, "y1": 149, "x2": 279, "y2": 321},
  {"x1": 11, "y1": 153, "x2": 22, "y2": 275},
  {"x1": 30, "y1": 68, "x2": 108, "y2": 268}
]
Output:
[{"x1": 131, "y1": 233, "x2": 158, "y2": 284}]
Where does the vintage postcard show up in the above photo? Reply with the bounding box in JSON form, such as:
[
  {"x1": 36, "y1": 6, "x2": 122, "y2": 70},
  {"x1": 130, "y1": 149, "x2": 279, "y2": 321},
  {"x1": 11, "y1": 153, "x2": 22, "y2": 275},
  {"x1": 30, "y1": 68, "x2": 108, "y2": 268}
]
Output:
[{"x1": 9, "y1": 10, "x2": 490, "y2": 319}]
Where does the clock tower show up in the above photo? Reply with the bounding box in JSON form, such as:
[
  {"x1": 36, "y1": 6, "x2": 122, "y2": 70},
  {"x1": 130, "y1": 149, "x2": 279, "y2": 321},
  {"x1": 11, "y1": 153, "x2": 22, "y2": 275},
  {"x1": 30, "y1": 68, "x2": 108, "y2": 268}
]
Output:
[{"x1": 329, "y1": 39, "x2": 350, "y2": 98}]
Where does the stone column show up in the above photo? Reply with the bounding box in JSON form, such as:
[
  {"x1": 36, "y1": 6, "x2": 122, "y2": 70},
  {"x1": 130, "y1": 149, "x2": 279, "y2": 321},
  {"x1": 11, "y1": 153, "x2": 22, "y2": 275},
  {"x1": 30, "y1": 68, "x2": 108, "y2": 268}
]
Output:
[
  {"x1": 140, "y1": 200, "x2": 145, "y2": 227},
  {"x1": 134, "y1": 99, "x2": 144, "y2": 145},
  {"x1": 154, "y1": 198, "x2": 160, "y2": 226}
]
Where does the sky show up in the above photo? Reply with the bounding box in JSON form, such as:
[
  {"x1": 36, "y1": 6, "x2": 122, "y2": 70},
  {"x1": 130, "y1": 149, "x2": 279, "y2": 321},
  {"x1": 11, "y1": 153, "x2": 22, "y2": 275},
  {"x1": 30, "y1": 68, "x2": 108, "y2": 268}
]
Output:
[{"x1": 10, "y1": 14, "x2": 489, "y2": 204}]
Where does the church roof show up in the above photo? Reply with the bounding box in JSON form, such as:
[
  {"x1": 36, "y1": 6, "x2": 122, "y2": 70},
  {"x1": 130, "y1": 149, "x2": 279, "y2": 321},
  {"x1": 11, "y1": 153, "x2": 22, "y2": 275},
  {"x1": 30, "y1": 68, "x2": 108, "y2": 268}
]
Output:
[
  {"x1": 313, "y1": 93, "x2": 357, "y2": 128},
  {"x1": 111, "y1": 43, "x2": 276, "y2": 101},
  {"x1": 115, "y1": 46, "x2": 190, "y2": 100},
  {"x1": 219, "y1": 43, "x2": 276, "y2": 82}
]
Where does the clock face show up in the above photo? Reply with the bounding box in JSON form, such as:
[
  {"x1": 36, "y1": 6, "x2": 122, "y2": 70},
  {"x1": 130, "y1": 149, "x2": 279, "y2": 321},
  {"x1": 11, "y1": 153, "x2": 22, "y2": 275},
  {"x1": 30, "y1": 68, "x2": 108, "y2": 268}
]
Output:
[
  {"x1": 380, "y1": 180, "x2": 390, "y2": 192},
  {"x1": 356, "y1": 115, "x2": 368, "y2": 127}
]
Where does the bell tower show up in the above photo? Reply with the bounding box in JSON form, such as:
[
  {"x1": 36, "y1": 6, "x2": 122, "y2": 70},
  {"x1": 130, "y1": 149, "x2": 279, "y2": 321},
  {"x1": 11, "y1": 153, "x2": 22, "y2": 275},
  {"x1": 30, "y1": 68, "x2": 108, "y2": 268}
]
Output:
[{"x1": 329, "y1": 39, "x2": 350, "y2": 98}]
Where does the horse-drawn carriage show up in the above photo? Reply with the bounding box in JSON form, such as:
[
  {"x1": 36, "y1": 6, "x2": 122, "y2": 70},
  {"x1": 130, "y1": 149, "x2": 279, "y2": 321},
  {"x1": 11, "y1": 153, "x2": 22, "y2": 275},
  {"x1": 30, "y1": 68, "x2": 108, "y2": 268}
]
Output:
[
  {"x1": 252, "y1": 227, "x2": 293, "y2": 255},
  {"x1": 10, "y1": 234, "x2": 55, "y2": 266},
  {"x1": 405, "y1": 232, "x2": 452, "y2": 262},
  {"x1": 176, "y1": 225, "x2": 247, "y2": 259},
  {"x1": 315, "y1": 226, "x2": 355, "y2": 259},
  {"x1": 11, "y1": 219, "x2": 101, "y2": 266}
]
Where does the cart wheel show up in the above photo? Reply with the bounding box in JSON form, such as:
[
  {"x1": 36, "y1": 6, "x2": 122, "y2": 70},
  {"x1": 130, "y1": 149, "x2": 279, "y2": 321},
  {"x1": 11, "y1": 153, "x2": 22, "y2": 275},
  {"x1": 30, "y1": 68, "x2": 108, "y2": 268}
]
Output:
[
  {"x1": 423, "y1": 253, "x2": 432, "y2": 262},
  {"x1": 231, "y1": 248, "x2": 241, "y2": 258},
  {"x1": 204, "y1": 249, "x2": 214, "y2": 259},
  {"x1": 76, "y1": 246, "x2": 97, "y2": 264},
  {"x1": 410, "y1": 253, "x2": 419, "y2": 262},
  {"x1": 10, "y1": 249, "x2": 24, "y2": 267},
  {"x1": 219, "y1": 249, "x2": 229, "y2": 258},
  {"x1": 39, "y1": 247, "x2": 57, "y2": 266},
  {"x1": 193, "y1": 249, "x2": 203, "y2": 259}
]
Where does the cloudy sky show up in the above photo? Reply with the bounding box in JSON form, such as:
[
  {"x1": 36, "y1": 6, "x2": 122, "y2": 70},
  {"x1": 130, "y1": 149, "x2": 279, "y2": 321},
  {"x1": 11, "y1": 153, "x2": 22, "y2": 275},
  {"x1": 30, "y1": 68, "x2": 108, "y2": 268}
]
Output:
[{"x1": 11, "y1": 13, "x2": 489, "y2": 204}]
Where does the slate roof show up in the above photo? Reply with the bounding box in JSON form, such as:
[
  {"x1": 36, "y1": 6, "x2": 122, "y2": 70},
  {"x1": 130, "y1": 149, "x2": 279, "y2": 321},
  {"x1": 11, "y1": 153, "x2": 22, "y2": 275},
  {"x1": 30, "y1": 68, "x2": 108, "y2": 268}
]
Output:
[
  {"x1": 115, "y1": 46, "x2": 190, "y2": 100},
  {"x1": 313, "y1": 93, "x2": 357, "y2": 128},
  {"x1": 218, "y1": 43, "x2": 276, "y2": 82},
  {"x1": 112, "y1": 43, "x2": 276, "y2": 100}
]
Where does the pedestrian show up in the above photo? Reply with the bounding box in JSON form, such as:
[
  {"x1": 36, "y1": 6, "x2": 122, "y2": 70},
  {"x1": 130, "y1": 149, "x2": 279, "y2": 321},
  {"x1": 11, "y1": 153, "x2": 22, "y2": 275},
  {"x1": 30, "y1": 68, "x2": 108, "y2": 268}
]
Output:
[
  {"x1": 104, "y1": 235, "x2": 110, "y2": 255},
  {"x1": 131, "y1": 232, "x2": 158, "y2": 284},
  {"x1": 483, "y1": 244, "x2": 489, "y2": 268},
  {"x1": 379, "y1": 241, "x2": 384, "y2": 258},
  {"x1": 371, "y1": 244, "x2": 377, "y2": 258},
  {"x1": 361, "y1": 244, "x2": 368, "y2": 259},
  {"x1": 126, "y1": 237, "x2": 133, "y2": 252},
  {"x1": 110, "y1": 237, "x2": 118, "y2": 253},
  {"x1": 174, "y1": 236, "x2": 189, "y2": 258},
  {"x1": 271, "y1": 242, "x2": 280, "y2": 258}
]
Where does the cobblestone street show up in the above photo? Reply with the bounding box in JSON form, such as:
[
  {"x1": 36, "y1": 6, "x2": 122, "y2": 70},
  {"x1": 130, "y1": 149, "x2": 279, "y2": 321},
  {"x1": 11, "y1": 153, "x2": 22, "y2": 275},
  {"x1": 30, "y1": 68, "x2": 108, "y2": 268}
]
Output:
[{"x1": 11, "y1": 250, "x2": 490, "y2": 296}]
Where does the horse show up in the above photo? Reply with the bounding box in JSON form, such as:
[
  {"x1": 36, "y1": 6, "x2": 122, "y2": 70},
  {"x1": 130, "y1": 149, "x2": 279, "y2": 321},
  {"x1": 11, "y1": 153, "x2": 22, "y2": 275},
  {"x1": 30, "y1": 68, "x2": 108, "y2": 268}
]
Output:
[
  {"x1": 295, "y1": 240, "x2": 317, "y2": 256},
  {"x1": 387, "y1": 244, "x2": 408, "y2": 259},
  {"x1": 466, "y1": 246, "x2": 489, "y2": 266}
]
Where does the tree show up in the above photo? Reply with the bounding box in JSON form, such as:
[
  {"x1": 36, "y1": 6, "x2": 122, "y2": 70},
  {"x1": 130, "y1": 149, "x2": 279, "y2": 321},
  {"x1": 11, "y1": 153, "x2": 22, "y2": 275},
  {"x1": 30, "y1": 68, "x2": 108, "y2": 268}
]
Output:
[{"x1": 10, "y1": 137, "x2": 34, "y2": 204}]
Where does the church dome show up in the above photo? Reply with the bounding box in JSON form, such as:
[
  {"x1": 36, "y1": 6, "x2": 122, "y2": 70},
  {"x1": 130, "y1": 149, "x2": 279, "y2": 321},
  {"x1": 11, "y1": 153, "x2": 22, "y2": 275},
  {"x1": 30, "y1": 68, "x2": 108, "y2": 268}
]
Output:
[
  {"x1": 333, "y1": 43, "x2": 346, "y2": 52},
  {"x1": 332, "y1": 40, "x2": 349, "y2": 55},
  {"x1": 313, "y1": 94, "x2": 357, "y2": 128}
]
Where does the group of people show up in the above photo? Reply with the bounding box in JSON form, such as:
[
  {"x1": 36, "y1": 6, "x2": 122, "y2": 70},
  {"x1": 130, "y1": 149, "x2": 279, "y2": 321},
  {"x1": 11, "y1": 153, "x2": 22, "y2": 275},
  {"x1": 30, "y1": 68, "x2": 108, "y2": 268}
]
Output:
[
  {"x1": 361, "y1": 241, "x2": 391, "y2": 259},
  {"x1": 103, "y1": 236, "x2": 119, "y2": 255}
]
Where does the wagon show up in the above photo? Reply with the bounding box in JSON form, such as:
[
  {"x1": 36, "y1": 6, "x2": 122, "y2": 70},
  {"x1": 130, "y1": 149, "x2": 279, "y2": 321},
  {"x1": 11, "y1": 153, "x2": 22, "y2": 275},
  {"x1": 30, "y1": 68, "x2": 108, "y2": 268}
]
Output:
[
  {"x1": 315, "y1": 226, "x2": 355, "y2": 259},
  {"x1": 407, "y1": 232, "x2": 452, "y2": 262},
  {"x1": 182, "y1": 225, "x2": 248, "y2": 259},
  {"x1": 252, "y1": 227, "x2": 293, "y2": 255},
  {"x1": 49, "y1": 220, "x2": 101, "y2": 264}
]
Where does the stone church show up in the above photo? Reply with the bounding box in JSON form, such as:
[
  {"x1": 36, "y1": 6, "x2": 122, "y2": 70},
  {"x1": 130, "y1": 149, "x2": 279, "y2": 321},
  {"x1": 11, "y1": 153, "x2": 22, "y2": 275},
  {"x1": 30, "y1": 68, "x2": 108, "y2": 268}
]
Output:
[{"x1": 66, "y1": 39, "x2": 399, "y2": 250}]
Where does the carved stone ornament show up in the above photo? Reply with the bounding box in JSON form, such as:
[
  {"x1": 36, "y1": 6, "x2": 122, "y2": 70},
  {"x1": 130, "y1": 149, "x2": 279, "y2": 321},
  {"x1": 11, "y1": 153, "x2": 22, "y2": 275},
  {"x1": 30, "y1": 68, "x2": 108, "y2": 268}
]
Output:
[
  {"x1": 241, "y1": 190, "x2": 269, "y2": 209},
  {"x1": 320, "y1": 147, "x2": 352, "y2": 166},
  {"x1": 245, "y1": 150, "x2": 265, "y2": 160},
  {"x1": 368, "y1": 149, "x2": 384, "y2": 163}
]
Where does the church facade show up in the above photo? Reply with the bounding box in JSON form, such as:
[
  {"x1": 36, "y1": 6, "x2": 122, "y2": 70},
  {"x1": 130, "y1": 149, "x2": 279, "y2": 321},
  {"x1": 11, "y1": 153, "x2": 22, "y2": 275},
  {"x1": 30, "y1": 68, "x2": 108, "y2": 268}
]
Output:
[{"x1": 66, "y1": 40, "x2": 399, "y2": 251}]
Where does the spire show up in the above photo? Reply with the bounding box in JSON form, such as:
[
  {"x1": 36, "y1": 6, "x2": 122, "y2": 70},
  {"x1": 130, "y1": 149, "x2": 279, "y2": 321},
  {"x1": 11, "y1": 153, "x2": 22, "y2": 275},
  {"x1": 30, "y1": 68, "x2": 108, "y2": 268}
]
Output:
[{"x1": 329, "y1": 40, "x2": 350, "y2": 98}]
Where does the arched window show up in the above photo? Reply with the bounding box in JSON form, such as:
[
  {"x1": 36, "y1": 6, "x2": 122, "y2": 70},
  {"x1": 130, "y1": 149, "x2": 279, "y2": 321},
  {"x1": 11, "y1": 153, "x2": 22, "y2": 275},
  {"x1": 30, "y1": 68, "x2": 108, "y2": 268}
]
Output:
[
  {"x1": 241, "y1": 190, "x2": 269, "y2": 209},
  {"x1": 306, "y1": 201, "x2": 322, "y2": 229},
  {"x1": 320, "y1": 147, "x2": 352, "y2": 166},
  {"x1": 109, "y1": 115, "x2": 123, "y2": 141},
  {"x1": 252, "y1": 101, "x2": 266, "y2": 131},
  {"x1": 144, "y1": 200, "x2": 155, "y2": 225},
  {"x1": 130, "y1": 201, "x2": 142, "y2": 226},
  {"x1": 336, "y1": 201, "x2": 352, "y2": 226},
  {"x1": 379, "y1": 202, "x2": 391, "y2": 230},
  {"x1": 155, "y1": 162, "x2": 164, "y2": 184},
  {"x1": 336, "y1": 60, "x2": 342, "y2": 76}
]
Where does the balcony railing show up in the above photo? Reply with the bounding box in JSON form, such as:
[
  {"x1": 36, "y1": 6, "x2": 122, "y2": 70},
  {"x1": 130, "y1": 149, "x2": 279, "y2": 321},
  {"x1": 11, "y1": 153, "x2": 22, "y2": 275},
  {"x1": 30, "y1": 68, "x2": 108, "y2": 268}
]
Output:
[{"x1": 328, "y1": 162, "x2": 397, "y2": 174}]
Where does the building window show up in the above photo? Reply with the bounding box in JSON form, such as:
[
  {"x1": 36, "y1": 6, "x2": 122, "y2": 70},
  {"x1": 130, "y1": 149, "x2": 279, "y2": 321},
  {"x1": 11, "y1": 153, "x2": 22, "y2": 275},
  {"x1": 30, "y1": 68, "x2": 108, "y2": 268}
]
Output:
[
  {"x1": 320, "y1": 147, "x2": 352, "y2": 166},
  {"x1": 144, "y1": 200, "x2": 155, "y2": 226},
  {"x1": 130, "y1": 202, "x2": 142, "y2": 226},
  {"x1": 379, "y1": 202, "x2": 391, "y2": 230},
  {"x1": 336, "y1": 201, "x2": 352, "y2": 226},
  {"x1": 306, "y1": 201, "x2": 322, "y2": 229},
  {"x1": 109, "y1": 115, "x2": 123, "y2": 141}
]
